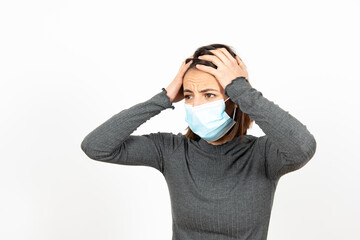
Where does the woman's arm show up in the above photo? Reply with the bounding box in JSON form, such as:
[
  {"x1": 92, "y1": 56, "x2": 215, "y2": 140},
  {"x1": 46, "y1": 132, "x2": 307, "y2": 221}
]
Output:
[
  {"x1": 80, "y1": 88, "x2": 179, "y2": 174},
  {"x1": 225, "y1": 77, "x2": 317, "y2": 181}
]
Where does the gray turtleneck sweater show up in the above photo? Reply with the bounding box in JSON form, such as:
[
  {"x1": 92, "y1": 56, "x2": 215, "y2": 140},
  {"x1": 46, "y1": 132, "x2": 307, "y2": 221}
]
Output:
[{"x1": 80, "y1": 76, "x2": 317, "y2": 240}]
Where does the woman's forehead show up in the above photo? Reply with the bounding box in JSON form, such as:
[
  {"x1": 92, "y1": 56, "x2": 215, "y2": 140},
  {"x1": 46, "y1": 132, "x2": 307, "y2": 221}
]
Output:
[{"x1": 183, "y1": 69, "x2": 220, "y2": 88}]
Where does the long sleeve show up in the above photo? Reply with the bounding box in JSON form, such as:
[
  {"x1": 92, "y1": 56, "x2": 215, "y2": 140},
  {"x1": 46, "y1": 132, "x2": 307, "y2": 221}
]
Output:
[
  {"x1": 224, "y1": 77, "x2": 317, "y2": 181},
  {"x1": 80, "y1": 88, "x2": 180, "y2": 174}
]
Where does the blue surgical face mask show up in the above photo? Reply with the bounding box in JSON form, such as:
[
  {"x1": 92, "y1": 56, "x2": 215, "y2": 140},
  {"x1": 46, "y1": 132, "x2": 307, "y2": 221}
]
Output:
[{"x1": 184, "y1": 97, "x2": 237, "y2": 141}]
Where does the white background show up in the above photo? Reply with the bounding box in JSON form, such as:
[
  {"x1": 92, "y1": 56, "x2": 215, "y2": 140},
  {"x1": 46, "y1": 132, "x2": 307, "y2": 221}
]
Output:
[{"x1": 1, "y1": 0, "x2": 359, "y2": 239}]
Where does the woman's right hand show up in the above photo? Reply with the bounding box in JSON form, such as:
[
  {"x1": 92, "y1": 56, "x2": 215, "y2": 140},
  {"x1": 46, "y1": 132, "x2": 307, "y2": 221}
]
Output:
[{"x1": 165, "y1": 55, "x2": 193, "y2": 103}]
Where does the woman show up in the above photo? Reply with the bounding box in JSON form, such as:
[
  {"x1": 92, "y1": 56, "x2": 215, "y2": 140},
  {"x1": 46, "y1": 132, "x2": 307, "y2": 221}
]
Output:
[{"x1": 81, "y1": 43, "x2": 317, "y2": 240}]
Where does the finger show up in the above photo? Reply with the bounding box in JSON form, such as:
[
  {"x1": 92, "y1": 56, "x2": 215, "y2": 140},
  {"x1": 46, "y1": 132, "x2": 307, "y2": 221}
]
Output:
[
  {"x1": 209, "y1": 49, "x2": 232, "y2": 65},
  {"x1": 195, "y1": 63, "x2": 217, "y2": 76},
  {"x1": 218, "y1": 48, "x2": 237, "y2": 63},
  {"x1": 235, "y1": 55, "x2": 246, "y2": 69},
  {"x1": 181, "y1": 60, "x2": 192, "y2": 74},
  {"x1": 179, "y1": 59, "x2": 192, "y2": 75},
  {"x1": 235, "y1": 55, "x2": 241, "y2": 65},
  {"x1": 184, "y1": 59, "x2": 192, "y2": 64},
  {"x1": 186, "y1": 55, "x2": 194, "y2": 60},
  {"x1": 198, "y1": 54, "x2": 222, "y2": 67},
  {"x1": 183, "y1": 59, "x2": 193, "y2": 71},
  {"x1": 184, "y1": 55, "x2": 194, "y2": 64}
]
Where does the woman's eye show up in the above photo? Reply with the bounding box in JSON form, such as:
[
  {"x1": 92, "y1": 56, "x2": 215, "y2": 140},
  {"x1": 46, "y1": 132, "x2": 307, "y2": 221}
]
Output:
[{"x1": 184, "y1": 94, "x2": 215, "y2": 99}]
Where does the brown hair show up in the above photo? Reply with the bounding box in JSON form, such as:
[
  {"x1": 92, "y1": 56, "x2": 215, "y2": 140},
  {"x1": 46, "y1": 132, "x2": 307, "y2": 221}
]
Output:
[{"x1": 182, "y1": 43, "x2": 254, "y2": 142}]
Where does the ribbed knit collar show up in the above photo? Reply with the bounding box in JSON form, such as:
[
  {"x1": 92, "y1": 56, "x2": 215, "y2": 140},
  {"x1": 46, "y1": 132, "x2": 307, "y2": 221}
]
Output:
[{"x1": 195, "y1": 135, "x2": 252, "y2": 155}]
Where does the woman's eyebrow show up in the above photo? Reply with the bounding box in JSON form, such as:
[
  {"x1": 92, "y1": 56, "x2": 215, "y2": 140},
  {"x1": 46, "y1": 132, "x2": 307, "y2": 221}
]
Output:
[{"x1": 184, "y1": 88, "x2": 218, "y2": 93}]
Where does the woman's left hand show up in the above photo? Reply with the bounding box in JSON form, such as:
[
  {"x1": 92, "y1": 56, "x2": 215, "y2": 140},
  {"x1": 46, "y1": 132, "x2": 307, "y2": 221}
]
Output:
[{"x1": 195, "y1": 48, "x2": 249, "y2": 89}]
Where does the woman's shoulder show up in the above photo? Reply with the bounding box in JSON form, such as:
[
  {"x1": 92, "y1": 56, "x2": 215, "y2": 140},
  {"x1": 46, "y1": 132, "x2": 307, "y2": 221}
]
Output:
[
  {"x1": 243, "y1": 134, "x2": 268, "y2": 146},
  {"x1": 237, "y1": 134, "x2": 261, "y2": 145},
  {"x1": 241, "y1": 134, "x2": 258, "y2": 141},
  {"x1": 148, "y1": 131, "x2": 186, "y2": 146}
]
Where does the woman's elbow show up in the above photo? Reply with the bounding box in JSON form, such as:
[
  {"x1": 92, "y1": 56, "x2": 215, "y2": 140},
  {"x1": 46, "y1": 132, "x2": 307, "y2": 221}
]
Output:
[
  {"x1": 81, "y1": 138, "x2": 122, "y2": 162},
  {"x1": 80, "y1": 137, "x2": 92, "y2": 156},
  {"x1": 80, "y1": 138, "x2": 98, "y2": 160},
  {"x1": 81, "y1": 138, "x2": 104, "y2": 161},
  {"x1": 299, "y1": 134, "x2": 317, "y2": 162}
]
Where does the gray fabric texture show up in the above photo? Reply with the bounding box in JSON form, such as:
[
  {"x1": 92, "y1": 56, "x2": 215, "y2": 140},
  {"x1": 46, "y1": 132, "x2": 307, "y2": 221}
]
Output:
[{"x1": 81, "y1": 76, "x2": 317, "y2": 240}]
